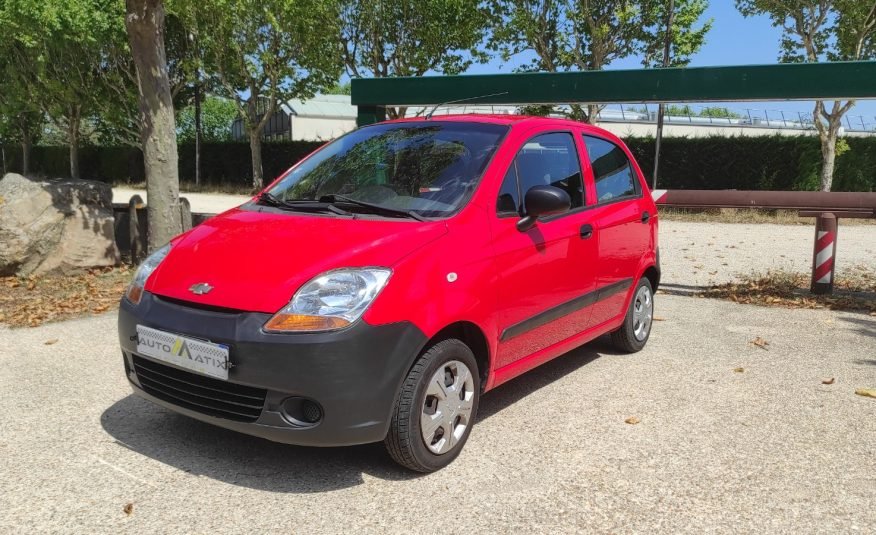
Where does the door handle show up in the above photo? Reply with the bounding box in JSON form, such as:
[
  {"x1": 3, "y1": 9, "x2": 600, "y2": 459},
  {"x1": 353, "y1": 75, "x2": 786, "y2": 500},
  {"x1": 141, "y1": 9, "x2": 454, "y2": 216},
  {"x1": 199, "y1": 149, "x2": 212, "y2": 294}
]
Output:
[
  {"x1": 579, "y1": 224, "x2": 594, "y2": 239},
  {"x1": 641, "y1": 211, "x2": 650, "y2": 224}
]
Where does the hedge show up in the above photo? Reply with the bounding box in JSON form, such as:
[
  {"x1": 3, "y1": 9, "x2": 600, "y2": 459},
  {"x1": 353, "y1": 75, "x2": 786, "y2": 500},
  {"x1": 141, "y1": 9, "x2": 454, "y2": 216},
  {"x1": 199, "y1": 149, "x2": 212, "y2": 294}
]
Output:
[
  {"x1": 1, "y1": 135, "x2": 874, "y2": 191},
  {"x1": 0, "y1": 141, "x2": 323, "y2": 186}
]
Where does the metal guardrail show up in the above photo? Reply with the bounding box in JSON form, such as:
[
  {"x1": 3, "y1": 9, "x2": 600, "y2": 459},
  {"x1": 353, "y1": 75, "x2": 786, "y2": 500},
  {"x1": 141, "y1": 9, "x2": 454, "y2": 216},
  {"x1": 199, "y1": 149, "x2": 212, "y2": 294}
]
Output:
[{"x1": 651, "y1": 189, "x2": 876, "y2": 294}]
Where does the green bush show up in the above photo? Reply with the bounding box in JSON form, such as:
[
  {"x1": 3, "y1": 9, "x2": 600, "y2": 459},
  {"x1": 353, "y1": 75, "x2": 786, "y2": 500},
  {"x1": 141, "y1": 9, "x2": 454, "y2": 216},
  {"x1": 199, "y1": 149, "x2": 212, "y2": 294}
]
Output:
[{"x1": 1, "y1": 135, "x2": 874, "y2": 191}]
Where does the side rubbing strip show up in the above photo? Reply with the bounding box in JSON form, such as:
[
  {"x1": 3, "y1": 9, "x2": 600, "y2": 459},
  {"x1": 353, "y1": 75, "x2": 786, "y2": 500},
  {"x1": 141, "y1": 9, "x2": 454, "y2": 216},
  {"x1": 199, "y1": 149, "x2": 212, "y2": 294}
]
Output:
[{"x1": 499, "y1": 278, "x2": 633, "y2": 342}]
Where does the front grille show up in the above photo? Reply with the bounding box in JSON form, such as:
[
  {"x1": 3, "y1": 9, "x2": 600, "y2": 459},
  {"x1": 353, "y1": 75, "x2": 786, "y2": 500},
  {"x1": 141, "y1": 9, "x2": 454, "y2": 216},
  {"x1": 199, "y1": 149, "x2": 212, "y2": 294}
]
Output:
[{"x1": 132, "y1": 355, "x2": 266, "y2": 422}]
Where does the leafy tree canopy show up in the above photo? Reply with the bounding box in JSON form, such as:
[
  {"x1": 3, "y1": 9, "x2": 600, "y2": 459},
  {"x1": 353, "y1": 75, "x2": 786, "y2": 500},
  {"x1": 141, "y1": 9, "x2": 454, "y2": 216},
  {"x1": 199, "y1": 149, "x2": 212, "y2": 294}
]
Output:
[{"x1": 176, "y1": 97, "x2": 238, "y2": 143}]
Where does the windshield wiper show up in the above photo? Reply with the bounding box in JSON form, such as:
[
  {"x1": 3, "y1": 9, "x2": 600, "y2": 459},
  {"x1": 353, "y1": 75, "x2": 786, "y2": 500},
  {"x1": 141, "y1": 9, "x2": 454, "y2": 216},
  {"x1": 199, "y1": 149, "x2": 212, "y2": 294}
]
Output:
[
  {"x1": 257, "y1": 192, "x2": 352, "y2": 216},
  {"x1": 320, "y1": 194, "x2": 426, "y2": 222},
  {"x1": 256, "y1": 191, "x2": 287, "y2": 207}
]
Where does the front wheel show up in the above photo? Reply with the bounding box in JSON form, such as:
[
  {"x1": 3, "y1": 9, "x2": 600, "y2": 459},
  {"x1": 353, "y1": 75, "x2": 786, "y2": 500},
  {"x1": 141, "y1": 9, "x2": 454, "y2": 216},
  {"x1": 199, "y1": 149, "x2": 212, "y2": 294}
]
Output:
[
  {"x1": 385, "y1": 339, "x2": 480, "y2": 472},
  {"x1": 610, "y1": 277, "x2": 654, "y2": 353}
]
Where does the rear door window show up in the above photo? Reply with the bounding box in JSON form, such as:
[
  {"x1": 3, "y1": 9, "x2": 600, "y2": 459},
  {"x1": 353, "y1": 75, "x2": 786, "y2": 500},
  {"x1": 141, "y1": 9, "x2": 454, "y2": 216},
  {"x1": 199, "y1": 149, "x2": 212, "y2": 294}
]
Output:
[{"x1": 583, "y1": 135, "x2": 639, "y2": 203}]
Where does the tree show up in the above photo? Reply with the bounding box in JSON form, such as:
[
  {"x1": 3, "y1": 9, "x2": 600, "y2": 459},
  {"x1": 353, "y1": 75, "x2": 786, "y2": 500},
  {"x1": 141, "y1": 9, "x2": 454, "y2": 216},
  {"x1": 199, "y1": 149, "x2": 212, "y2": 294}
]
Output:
[
  {"x1": 189, "y1": 0, "x2": 342, "y2": 190},
  {"x1": 492, "y1": 1, "x2": 657, "y2": 122},
  {"x1": 0, "y1": 0, "x2": 131, "y2": 179},
  {"x1": 641, "y1": 0, "x2": 711, "y2": 68},
  {"x1": 126, "y1": 0, "x2": 182, "y2": 250},
  {"x1": 176, "y1": 96, "x2": 237, "y2": 142},
  {"x1": 339, "y1": 0, "x2": 490, "y2": 118},
  {"x1": 327, "y1": 81, "x2": 352, "y2": 96},
  {"x1": 737, "y1": 0, "x2": 876, "y2": 191},
  {"x1": 0, "y1": 53, "x2": 42, "y2": 175}
]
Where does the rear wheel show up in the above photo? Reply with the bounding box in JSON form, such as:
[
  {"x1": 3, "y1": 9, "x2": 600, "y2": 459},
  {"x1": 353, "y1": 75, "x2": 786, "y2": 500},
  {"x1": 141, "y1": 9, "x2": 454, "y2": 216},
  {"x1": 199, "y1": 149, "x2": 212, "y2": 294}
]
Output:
[
  {"x1": 385, "y1": 339, "x2": 480, "y2": 472},
  {"x1": 610, "y1": 278, "x2": 654, "y2": 353}
]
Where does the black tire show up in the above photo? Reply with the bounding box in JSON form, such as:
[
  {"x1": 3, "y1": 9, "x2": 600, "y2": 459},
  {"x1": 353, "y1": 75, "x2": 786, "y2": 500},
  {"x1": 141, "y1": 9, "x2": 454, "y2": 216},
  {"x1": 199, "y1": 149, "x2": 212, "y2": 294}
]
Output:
[
  {"x1": 610, "y1": 277, "x2": 654, "y2": 353},
  {"x1": 385, "y1": 338, "x2": 480, "y2": 472}
]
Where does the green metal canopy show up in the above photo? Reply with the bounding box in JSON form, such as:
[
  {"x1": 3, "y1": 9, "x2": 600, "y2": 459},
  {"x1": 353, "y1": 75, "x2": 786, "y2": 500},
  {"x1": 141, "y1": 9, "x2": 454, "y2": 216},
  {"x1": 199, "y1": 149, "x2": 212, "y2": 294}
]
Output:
[{"x1": 351, "y1": 61, "x2": 876, "y2": 125}]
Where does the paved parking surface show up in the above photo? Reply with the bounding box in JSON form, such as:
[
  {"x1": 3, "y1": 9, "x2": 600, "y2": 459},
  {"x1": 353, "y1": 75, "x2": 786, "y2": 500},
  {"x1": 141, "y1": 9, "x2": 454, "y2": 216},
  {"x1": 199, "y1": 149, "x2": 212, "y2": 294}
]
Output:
[{"x1": 2, "y1": 293, "x2": 875, "y2": 533}]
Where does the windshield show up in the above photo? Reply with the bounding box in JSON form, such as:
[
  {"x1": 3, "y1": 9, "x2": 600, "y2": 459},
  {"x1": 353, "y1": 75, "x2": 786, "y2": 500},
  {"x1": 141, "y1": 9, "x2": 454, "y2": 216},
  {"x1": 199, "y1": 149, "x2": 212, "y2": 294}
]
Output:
[{"x1": 265, "y1": 121, "x2": 508, "y2": 217}]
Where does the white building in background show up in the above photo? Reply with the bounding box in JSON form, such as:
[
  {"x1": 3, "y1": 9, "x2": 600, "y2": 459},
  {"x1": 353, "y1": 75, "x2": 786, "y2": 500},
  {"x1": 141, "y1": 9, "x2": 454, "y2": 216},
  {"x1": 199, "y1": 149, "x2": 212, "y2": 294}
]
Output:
[
  {"x1": 233, "y1": 95, "x2": 875, "y2": 141},
  {"x1": 231, "y1": 94, "x2": 357, "y2": 142}
]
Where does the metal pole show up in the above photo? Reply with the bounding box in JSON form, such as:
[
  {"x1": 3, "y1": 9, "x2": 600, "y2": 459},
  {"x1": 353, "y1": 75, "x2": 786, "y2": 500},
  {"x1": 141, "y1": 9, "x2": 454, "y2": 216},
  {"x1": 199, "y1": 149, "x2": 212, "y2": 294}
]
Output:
[
  {"x1": 811, "y1": 213, "x2": 838, "y2": 295},
  {"x1": 652, "y1": 0, "x2": 675, "y2": 190}
]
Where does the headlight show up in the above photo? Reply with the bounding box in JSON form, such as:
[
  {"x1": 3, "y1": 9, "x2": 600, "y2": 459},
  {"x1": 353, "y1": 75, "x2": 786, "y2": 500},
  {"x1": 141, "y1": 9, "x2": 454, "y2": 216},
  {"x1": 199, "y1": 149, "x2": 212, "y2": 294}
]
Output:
[
  {"x1": 125, "y1": 244, "x2": 171, "y2": 304},
  {"x1": 264, "y1": 268, "x2": 391, "y2": 332}
]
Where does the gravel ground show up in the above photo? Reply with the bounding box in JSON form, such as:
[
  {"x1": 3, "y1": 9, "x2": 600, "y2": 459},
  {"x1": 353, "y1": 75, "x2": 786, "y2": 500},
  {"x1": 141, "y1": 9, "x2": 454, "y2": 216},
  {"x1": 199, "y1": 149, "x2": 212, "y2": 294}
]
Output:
[
  {"x1": 1, "y1": 295, "x2": 875, "y2": 534},
  {"x1": 659, "y1": 220, "x2": 876, "y2": 289},
  {"x1": 112, "y1": 188, "x2": 250, "y2": 214}
]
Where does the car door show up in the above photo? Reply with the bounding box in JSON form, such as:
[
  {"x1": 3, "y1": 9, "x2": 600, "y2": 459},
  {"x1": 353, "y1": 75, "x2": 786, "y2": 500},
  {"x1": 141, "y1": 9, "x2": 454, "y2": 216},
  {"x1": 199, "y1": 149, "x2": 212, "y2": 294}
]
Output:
[
  {"x1": 581, "y1": 134, "x2": 652, "y2": 327},
  {"x1": 491, "y1": 130, "x2": 600, "y2": 369}
]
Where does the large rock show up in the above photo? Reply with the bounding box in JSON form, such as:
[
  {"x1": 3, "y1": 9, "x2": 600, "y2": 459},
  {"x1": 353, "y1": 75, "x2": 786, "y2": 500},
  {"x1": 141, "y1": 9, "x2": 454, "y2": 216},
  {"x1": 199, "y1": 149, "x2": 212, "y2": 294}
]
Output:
[{"x1": 0, "y1": 173, "x2": 120, "y2": 276}]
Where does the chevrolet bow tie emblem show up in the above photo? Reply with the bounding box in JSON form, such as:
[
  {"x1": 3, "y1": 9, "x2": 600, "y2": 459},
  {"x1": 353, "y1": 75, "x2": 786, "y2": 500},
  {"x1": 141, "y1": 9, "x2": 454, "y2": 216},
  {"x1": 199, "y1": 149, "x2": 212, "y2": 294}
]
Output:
[{"x1": 189, "y1": 283, "x2": 213, "y2": 295}]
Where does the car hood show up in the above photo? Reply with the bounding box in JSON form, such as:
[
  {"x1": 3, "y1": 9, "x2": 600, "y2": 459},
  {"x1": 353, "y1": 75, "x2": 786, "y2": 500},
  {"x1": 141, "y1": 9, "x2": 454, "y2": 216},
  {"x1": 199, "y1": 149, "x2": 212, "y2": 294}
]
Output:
[{"x1": 146, "y1": 207, "x2": 447, "y2": 313}]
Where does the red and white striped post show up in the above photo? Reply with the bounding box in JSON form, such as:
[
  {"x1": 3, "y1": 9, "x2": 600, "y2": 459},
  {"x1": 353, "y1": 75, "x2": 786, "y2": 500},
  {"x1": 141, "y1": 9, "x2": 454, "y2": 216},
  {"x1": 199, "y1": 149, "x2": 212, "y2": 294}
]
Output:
[{"x1": 811, "y1": 213, "x2": 838, "y2": 295}]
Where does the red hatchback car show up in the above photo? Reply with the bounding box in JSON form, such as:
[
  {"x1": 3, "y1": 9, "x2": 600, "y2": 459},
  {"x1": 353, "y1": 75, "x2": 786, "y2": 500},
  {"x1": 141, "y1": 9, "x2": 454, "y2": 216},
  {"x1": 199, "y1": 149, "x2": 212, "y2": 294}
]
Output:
[{"x1": 119, "y1": 115, "x2": 659, "y2": 472}]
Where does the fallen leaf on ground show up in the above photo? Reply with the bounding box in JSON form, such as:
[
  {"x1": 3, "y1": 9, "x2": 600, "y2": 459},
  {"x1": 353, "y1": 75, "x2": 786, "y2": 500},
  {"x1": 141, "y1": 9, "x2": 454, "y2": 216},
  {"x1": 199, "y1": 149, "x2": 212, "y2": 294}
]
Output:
[
  {"x1": 855, "y1": 388, "x2": 876, "y2": 399},
  {"x1": 822, "y1": 378, "x2": 835, "y2": 385},
  {"x1": 733, "y1": 367, "x2": 744, "y2": 373},
  {"x1": 0, "y1": 268, "x2": 131, "y2": 328},
  {"x1": 750, "y1": 337, "x2": 770, "y2": 350},
  {"x1": 653, "y1": 316, "x2": 666, "y2": 321},
  {"x1": 624, "y1": 416, "x2": 640, "y2": 425},
  {"x1": 44, "y1": 338, "x2": 59, "y2": 345},
  {"x1": 123, "y1": 503, "x2": 133, "y2": 515}
]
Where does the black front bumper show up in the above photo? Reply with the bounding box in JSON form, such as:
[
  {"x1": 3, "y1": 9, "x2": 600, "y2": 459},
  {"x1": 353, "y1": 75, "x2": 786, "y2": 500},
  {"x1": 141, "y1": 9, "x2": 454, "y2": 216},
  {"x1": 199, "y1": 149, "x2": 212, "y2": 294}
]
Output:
[{"x1": 118, "y1": 293, "x2": 427, "y2": 446}]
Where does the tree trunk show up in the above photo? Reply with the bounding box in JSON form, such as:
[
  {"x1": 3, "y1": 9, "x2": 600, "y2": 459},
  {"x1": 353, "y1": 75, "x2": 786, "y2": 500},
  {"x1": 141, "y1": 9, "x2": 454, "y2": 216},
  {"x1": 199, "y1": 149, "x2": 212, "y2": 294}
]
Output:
[
  {"x1": 21, "y1": 136, "x2": 31, "y2": 176},
  {"x1": 125, "y1": 0, "x2": 182, "y2": 251},
  {"x1": 17, "y1": 117, "x2": 33, "y2": 176},
  {"x1": 249, "y1": 130, "x2": 264, "y2": 191},
  {"x1": 586, "y1": 104, "x2": 600, "y2": 124},
  {"x1": 194, "y1": 80, "x2": 202, "y2": 186},
  {"x1": 819, "y1": 129, "x2": 838, "y2": 192},
  {"x1": 68, "y1": 113, "x2": 80, "y2": 179}
]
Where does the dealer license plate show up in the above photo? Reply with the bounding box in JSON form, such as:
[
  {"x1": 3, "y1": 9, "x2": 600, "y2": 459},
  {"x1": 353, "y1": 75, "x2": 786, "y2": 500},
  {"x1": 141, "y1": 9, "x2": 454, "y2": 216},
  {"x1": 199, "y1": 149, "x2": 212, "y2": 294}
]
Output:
[{"x1": 136, "y1": 325, "x2": 230, "y2": 380}]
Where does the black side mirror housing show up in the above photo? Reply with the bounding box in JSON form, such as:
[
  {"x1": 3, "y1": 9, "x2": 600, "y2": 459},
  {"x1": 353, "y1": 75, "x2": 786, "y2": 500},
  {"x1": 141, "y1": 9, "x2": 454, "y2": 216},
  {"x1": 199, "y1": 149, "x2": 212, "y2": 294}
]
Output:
[{"x1": 516, "y1": 185, "x2": 572, "y2": 231}]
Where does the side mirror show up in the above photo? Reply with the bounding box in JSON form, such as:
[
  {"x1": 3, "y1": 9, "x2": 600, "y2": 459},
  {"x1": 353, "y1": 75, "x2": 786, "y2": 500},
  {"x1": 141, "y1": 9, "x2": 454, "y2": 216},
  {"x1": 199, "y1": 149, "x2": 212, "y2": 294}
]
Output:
[{"x1": 516, "y1": 185, "x2": 571, "y2": 232}]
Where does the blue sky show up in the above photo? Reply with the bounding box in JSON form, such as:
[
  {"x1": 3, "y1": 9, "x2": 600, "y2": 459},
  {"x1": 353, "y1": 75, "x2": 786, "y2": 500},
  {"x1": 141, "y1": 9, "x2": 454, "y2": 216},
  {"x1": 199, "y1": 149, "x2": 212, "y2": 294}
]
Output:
[{"x1": 465, "y1": 2, "x2": 876, "y2": 124}]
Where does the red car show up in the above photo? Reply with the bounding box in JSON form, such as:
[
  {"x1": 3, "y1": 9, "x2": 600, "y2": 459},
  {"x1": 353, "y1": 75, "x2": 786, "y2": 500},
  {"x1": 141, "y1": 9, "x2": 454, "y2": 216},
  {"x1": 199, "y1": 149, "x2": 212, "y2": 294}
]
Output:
[{"x1": 119, "y1": 115, "x2": 659, "y2": 472}]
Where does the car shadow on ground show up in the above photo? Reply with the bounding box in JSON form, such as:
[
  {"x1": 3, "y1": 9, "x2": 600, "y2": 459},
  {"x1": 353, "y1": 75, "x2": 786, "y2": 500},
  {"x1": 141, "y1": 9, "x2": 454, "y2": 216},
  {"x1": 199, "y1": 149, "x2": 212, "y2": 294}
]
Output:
[{"x1": 100, "y1": 337, "x2": 613, "y2": 493}]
